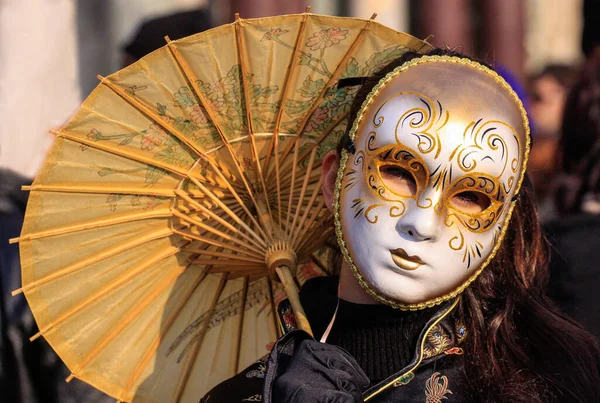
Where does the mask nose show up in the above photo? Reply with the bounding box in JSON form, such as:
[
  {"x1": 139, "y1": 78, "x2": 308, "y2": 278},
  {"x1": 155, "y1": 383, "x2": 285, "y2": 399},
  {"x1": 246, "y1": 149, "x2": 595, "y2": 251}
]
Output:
[{"x1": 398, "y1": 193, "x2": 443, "y2": 242}]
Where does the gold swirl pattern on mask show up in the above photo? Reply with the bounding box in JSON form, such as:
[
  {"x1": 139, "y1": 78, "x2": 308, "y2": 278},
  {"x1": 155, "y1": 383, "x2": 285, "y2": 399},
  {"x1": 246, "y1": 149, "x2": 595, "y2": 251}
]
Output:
[
  {"x1": 445, "y1": 216, "x2": 487, "y2": 269},
  {"x1": 335, "y1": 55, "x2": 531, "y2": 310},
  {"x1": 369, "y1": 146, "x2": 429, "y2": 200},
  {"x1": 451, "y1": 119, "x2": 520, "y2": 189},
  {"x1": 350, "y1": 198, "x2": 385, "y2": 224},
  {"x1": 445, "y1": 198, "x2": 498, "y2": 270},
  {"x1": 445, "y1": 173, "x2": 506, "y2": 232},
  {"x1": 349, "y1": 197, "x2": 405, "y2": 226},
  {"x1": 342, "y1": 129, "x2": 426, "y2": 224},
  {"x1": 371, "y1": 91, "x2": 448, "y2": 159}
]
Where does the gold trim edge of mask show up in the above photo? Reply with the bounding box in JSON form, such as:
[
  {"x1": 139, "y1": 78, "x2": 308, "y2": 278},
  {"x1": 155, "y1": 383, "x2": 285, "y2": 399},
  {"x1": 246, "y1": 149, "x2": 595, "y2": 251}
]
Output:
[{"x1": 334, "y1": 55, "x2": 531, "y2": 310}]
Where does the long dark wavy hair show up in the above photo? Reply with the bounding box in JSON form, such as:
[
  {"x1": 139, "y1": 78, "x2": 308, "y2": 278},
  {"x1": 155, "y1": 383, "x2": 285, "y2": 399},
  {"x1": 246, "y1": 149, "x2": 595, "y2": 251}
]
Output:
[{"x1": 335, "y1": 48, "x2": 600, "y2": 402}]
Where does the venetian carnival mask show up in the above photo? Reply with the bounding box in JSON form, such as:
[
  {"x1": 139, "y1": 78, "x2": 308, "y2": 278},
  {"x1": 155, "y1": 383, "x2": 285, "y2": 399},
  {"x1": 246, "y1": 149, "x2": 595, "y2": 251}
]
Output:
[{"x1": 334, "y1": 56, "x2": 530, "y2": 309}]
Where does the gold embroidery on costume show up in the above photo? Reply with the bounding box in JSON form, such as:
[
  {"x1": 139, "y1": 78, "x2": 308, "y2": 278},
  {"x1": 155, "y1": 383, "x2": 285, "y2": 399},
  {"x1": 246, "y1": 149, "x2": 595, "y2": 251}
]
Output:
[
  {"x1": 242, "y1": 394, "x2": 262, "y2": 402},
  {"x1": 423, "y1": 324, "x2": 452, "y2": 359},
  {"x1": 455, "y1": 321, "x2": 467, "y2": 343},
  {"x1": 392, "y1": 371, "x2": 415, "y2": 387},
  {"x1": 425, "y1": 372, "x2": 453, "y2": 403}
]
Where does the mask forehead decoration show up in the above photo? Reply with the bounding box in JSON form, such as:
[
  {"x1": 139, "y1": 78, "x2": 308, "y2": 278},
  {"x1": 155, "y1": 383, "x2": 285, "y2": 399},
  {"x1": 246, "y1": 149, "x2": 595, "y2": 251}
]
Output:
[{"x1": 334, "y1": 55, "x2": 531, "y2": 310}]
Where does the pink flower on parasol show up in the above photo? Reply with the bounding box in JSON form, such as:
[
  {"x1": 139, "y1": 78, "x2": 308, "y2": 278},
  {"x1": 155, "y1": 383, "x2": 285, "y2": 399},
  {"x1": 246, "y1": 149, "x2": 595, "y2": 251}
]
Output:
[
  {"x1": 141, "y1": 124, "x2": 168, "y2": 150},
  {"x1": 190, "y1": 105, "x2": 208, "y2": 124},
  {"x1": 306, "y1": 28, "x2": 348, "y2": 51},
  {"x1": 306, "y1": 108, "x2": 328, "y2": 131}
]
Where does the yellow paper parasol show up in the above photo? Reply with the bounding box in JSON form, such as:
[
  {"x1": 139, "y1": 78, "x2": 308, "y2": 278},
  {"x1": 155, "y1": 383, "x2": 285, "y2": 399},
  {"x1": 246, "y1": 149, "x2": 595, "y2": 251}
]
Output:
[{"x1": 13, "y1": 11, "x2": 431, "y2": 402}]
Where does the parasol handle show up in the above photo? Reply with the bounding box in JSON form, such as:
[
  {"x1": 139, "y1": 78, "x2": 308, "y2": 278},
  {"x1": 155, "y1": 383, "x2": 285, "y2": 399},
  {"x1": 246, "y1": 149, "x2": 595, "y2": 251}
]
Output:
[{"x1": 275, "y1": 265, "x2": 313, "y2": 337}]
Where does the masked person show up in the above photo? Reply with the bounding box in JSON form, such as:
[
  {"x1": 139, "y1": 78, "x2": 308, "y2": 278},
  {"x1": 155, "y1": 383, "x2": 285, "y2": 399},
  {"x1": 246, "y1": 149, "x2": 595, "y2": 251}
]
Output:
[{"x1": 201, "y1": 49, "x2": 600, "y2": 403}]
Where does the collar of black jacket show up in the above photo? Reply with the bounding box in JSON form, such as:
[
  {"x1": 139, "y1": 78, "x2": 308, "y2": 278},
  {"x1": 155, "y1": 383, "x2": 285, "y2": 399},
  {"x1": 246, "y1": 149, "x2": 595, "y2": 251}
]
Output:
[{"x1": 275, "y1": 276, "x2": 467, "y2": 394}]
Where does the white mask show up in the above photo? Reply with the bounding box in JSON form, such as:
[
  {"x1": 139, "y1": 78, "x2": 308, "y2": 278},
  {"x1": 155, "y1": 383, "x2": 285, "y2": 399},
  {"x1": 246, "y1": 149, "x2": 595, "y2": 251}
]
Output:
[{"x1": 334, "y1": 56, "x2": 530, "y2": 309}]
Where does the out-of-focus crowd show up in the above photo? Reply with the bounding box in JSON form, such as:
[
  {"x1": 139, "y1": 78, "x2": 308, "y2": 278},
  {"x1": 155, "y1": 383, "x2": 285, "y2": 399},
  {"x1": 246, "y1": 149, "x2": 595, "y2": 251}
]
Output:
[{"x1": 1, "y1": 3, "x2": 599, "y2": 402}]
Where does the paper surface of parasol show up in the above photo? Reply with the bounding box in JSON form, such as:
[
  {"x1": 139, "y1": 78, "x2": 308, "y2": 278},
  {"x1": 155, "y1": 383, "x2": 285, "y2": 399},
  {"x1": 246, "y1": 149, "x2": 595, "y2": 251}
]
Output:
[{"x1": 13, "y1": 11, "x2": 431, "y2": 402}]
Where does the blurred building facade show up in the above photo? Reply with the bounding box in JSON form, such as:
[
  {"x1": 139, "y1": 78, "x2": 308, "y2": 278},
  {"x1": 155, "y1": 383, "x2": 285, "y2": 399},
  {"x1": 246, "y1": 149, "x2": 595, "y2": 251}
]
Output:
[
  {"x1": 1, "y1": 0, "x2": 586, "y2": 181},
  {"x1": 0, "y1": 0, "x2": 80, "y2": 179}
]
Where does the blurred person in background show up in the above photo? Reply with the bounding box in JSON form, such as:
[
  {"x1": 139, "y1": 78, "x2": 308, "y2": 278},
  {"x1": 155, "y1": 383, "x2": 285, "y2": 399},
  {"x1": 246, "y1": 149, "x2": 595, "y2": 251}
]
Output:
[
  {"x1": 0, "y1": 169, "x2": 112, "y2": 402},
  {"x1": 545, "y1": 49, "x2": 600, "y2": 338},
  {"x1": 528, "y1": 65, "x2": 577, "y2": 221},
  {"x1": 121, "y1": 8, "x2": 212, "y2": 67}
]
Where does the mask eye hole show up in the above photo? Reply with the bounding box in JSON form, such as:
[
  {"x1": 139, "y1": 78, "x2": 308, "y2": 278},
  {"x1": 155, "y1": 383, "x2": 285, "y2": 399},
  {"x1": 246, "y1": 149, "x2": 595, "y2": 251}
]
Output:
[
  {"x1": 450, "y1": 191, "x2": 491, "y2": 214},
  {"x1": 379, "y1": 165, "x2": 417, "y2": 197}
]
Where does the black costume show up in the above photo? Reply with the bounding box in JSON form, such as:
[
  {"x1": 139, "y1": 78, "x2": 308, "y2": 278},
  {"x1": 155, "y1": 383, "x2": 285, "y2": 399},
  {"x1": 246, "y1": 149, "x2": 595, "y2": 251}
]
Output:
[
  {"x1": 201, "y1": 276, "x2": 470, "y2": 402},
  {"x1": 545, "y1": 214, "x2": 600, "y2": 338}
]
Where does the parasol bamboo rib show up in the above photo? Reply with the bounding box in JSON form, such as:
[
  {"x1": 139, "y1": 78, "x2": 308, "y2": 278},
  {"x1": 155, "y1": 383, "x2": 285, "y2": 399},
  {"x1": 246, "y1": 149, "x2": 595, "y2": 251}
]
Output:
[
  {"x1": 97, "y1": 76, "x2": 211, "y2": 166},
  {"x1": 276, "y1": 111, "x2": 350, "y2": 186},
  {"x1": 277, "y1": 163, "x2": 321, "y2": 195},
  {"x1": 288, "y1": 147, "x2": 318, "y2": 241},
  {"x1": 284, "y1": 140, "x2": 300, "y2": 234},
  {"x1": 183, "y1": 248, "x2": 263, "y2": 264},
  {"x1": 275, "y1": 178, "x2": 321, "y2": 199},
  {"x1": 291, "y1": 176, "x2": 323, "y2": 247},
  {"x1": 277, "y1": 165, "x2": 319, "y2": 198},
  {"x1": 276, "y1": 202, "x2": 320, "y2": 233},
  {"x1": 276, "y1": 14, "x2": 377, "y2": 168},
  {"x1": 190, "y1": 161, "x2": 271, "y2": 245},
  {"x1": 178, "y1": 221, "x2": 258, "y2": 257},
  {"x1": 12, "y1": 226, "x2": 174, "y2": 296},
  {"x1": 277, "y1": 184, "x2": 321, "y2": 204},
  {"x1": 119, "y1": 265, "x2": 211, "y2": 400},
  {"x1": 206, "y1": 263, "x2": 265, "y2": 273},
  {"x1": 294, "y1": 199, "x2": 327, "y2": 249},
  {"x1": 263, "y1": 10, "x2": 310, "y2": 175},
  {"x1": 172, "y1": 273, "x2": 228, "y2": 403},
  {"x1": 299, "y1": 227, "x2": 335, "y2": 260},
  {"x1": 275, "y1": 111, "x2": 349, "y2": 187},
  {"x1": 12, "y1": 207, "x2": 172, "y2": 245},
  {"x1": 23, "y1": 184, "x2": 177, "y2": 197},
  {"x1": 187, "y1": 176, "x2": 268, "y2": 249},
  {"x1": 174, "y1": 189, "x2": 265, "y2": 252},
  {"x1": 229, "y1": 269, "x2": 264, "y2": 280},
  {"x1": 199, "y1": 261, "x2": 264, "y2": 270},
  {"x1": 65, "y1": 259, "x2": 192, "y2": 383},
  {"x1": 234, "y1": 276, "x2": 249, "y2": 373},
  {"x1": 296, "y1": 209, "x2": 332, "y2": 253},
  {"x1": 164, "y1": 39, "x2": 273, "y2": 244},
  {"x1": 173, "y1": 228, "x2": 262, "y2": 259},
  {"x1": 234, "y1": 15, "x2": 273, "y2": 222},
  {"x1": 162, "y1": 38, "x2": 245, "y2": 182},
  {"x1": 171, "y1": 210, "x2": 264, "y2": 256},
  {"x1": 160, "y1": 243, "x2": 233, "y2": 351},
  {"x1": 30, "y1": 243, "x2": 184, "y2": 342},
  {"x1": 53, "y1": 131, "x2": 188, "y2": 177},
  {"x1": 297, "y1": 111, "x2": 350, "y2": 164},
  {"x1": 263, "y1": 11, "x2": 311, "y2": 222}
]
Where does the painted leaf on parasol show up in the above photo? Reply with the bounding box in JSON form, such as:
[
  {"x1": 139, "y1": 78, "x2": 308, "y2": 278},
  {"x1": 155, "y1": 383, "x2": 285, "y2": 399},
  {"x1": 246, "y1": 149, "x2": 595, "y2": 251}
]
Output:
[{"x1": 13, "y1": 11, "x2": 431, "y2": 403}]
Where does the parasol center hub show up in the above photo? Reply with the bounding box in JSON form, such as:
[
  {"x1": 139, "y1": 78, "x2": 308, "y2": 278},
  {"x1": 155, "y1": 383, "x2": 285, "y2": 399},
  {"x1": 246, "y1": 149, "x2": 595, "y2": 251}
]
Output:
[{"x1": 265, "y1": 240, "x2": 296, "y2": 279}]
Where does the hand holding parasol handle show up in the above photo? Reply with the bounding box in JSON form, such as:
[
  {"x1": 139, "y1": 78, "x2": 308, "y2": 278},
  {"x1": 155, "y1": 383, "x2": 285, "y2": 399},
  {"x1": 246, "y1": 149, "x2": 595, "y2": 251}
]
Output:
[{"x1": 275, "y1": 265, "x2": 313, "y2": 337}]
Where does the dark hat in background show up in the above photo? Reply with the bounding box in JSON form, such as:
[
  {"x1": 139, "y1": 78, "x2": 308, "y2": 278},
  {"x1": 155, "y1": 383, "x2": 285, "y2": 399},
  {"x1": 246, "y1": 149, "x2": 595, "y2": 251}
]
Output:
[{"x1": 123, "y1": 8, "x2": 212, "y2": 60}]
